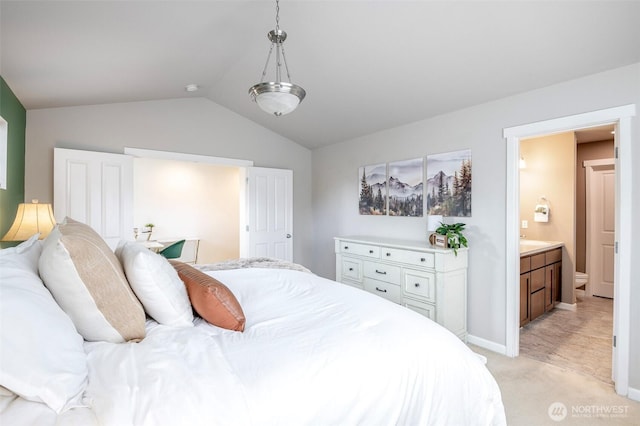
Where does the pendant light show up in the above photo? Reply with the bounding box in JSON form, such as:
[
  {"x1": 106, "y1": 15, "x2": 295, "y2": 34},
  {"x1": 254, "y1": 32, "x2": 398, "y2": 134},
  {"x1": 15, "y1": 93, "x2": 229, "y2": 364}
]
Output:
[{"x1": 249, "y1": 0, "x2": 306, "y2": 117}]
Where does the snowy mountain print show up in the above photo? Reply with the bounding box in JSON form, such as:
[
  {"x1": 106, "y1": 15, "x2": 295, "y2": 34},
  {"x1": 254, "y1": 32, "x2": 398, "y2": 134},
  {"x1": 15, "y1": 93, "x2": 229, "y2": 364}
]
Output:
[{"x1": 388, "y1": 158, "x2": 423, "y2": 217}]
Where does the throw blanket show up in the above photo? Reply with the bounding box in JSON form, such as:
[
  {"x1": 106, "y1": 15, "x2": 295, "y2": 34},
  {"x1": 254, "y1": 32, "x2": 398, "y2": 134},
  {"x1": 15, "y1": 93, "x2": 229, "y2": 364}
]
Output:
[{"x1": 196, "y1": 257, "x2": 312, "y2": 274}]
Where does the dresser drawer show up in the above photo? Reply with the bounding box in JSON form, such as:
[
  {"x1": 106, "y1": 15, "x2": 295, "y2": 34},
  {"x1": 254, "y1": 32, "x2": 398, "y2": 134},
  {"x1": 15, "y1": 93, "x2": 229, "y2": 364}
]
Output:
[
  {"x1": 341, "y1": 258, "x2": 362, "y2": 282},
  {"x1": 363, "y1": 261, "x2": 401, "y2": 283},
  {"x1": 363, "y1": 278, "x2": 401, "y2": 303},
  {"x1": 402, "y1": 269, "x2": 436, "y2": 303},
  {"x1": 340, "y1": 242, "x2": 380, "y2": 258},
  {"x1": 382, "y1": 247, "x2": 435, "y2": 268},
  {"x1": 403, "y1": 298, "x2": 436, "y2": 321}
]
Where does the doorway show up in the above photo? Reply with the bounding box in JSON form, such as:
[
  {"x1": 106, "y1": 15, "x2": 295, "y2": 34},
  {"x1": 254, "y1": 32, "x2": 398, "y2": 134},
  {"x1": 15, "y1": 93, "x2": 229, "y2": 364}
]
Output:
[
  {"x1": 503, "y1": 104, "x2": 635, "y2": 397},
  {"x1": 517, "y1": 128, "x2": 615, "y2": 384}
]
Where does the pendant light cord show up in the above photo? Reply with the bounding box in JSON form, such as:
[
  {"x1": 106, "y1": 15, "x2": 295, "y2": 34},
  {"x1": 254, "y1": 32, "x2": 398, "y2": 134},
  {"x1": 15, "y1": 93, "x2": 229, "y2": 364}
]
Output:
[{"x1": 258, "y1": 0, "x2": 294, "y2": 84}]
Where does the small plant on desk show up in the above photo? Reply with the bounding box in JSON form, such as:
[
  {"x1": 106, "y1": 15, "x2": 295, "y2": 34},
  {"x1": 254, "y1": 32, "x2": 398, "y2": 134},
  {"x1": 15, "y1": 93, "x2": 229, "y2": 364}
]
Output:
[{"x1": 143, "y1": 223, "x2": 155, "y2": 241}]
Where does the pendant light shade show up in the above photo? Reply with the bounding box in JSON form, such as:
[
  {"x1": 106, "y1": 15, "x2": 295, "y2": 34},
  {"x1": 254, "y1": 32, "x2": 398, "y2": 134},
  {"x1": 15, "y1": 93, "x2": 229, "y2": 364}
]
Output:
[
  {"x1": 250, "y1": 82, "x2": 305, "y2": 117},
  {"x1": 249, "y1": 2, "x2": 306, "y2": 116}
]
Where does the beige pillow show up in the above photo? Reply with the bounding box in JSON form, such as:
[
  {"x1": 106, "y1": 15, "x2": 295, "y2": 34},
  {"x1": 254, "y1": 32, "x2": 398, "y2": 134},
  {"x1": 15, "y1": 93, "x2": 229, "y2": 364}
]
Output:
[
  {"x1": 170, "y1": 261, "x2": 245, "y2": 332},
  {"x1": 39, "y1": 217, "x2": 145, "y2": 343}
]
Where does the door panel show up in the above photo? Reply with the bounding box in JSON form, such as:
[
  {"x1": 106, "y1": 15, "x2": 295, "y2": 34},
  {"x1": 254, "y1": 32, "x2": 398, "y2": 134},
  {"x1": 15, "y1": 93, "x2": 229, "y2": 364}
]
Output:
[
  {"x1": 54, "y1": 148, "x2": 133, "y2": 249},
  {"x1": 240, "y1": 167, "x2": 293, "y2": 262},
  {"x1": 587, "y1": 161, "x2": 615, "y2": 298}
]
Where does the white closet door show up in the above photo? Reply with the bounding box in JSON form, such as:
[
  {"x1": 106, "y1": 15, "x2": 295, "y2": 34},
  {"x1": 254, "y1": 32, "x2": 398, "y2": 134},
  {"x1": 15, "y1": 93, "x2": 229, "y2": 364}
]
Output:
[
  {"x1": 586, "y1": 159, "x2": 615, "y2": 298},
  {"x1": 54, "y1": 148, "x2": 133, "y2": 249},
  {"x1": 240, "y1": 167, "x2": 293, "y2": 262}
]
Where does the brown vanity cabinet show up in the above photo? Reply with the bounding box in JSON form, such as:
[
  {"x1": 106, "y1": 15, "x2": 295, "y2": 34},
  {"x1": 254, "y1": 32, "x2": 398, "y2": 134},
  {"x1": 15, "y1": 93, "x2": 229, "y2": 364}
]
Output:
[{"x1": 519, "y1": 247, "x2": 562, "y2": 326}]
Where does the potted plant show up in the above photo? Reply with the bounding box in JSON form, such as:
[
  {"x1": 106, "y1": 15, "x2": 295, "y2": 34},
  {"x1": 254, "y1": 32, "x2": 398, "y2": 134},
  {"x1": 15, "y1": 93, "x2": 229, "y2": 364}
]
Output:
[
  {"x1": 144, "y1": 223, "x2": 155, "y2": 241},
  {"x1": 434, "y1": 222, "x2": 468, "y2": 255}
]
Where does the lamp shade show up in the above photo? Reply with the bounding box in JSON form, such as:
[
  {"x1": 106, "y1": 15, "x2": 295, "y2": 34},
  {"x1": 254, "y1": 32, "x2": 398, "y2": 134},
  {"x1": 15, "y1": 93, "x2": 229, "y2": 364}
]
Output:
[{"x1": 1, "y1": 201, "x2": 56, "y2": 241}]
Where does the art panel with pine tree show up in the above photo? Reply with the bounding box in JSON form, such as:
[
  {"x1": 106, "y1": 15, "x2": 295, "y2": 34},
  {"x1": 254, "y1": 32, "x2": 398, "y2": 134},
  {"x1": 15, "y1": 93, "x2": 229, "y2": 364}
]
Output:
[
  {"x1": 358, "y1": 163, "x2": 387, "y2": 215},
  {"x1": 426, "y1": 150, "x2": 472, "y2": 217}
]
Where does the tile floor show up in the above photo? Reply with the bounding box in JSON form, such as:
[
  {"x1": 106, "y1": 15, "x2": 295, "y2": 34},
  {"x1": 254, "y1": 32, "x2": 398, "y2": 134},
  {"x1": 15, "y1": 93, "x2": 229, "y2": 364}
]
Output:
[{"x1": 519, "y1": 295, "x2": 614, "y2": 384}]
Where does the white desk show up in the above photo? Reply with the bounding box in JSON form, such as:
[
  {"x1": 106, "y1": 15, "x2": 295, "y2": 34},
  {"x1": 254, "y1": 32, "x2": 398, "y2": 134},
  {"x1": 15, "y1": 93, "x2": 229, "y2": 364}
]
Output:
[
  {"x1": 139, "y1": 240, "x2": 164, "y2": 251},
  {"x1": 136, "y1": 238, "x2": 200, "y2": 263}
]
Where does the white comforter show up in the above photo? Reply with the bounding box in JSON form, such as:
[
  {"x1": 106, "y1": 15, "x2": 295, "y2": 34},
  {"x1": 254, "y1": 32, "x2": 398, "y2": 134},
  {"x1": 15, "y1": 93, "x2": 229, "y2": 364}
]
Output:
[
  {"x1": 1, "y1": 267, "x2": 505, "y2": 425},
  {"x1": 82, "y1": 268, "x2": 505, "y2": 426}
]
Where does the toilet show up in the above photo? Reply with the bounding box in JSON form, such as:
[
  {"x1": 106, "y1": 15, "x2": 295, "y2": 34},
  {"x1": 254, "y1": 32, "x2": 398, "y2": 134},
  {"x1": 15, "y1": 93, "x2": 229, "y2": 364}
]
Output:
[{"x1": 575, "y1": 271, "x2": 589, "y2": 294}]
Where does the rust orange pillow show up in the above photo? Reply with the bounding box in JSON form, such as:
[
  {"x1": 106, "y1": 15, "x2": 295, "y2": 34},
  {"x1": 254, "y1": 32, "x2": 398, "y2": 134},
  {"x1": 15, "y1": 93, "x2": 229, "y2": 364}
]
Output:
[{"x1": 170, "y1": 261, "x2": 245, "y2": 332}]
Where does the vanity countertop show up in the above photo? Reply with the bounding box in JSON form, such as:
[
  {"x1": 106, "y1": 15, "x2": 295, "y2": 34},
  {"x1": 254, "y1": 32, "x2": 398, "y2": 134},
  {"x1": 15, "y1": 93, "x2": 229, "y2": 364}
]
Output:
[{"x1": 519, "y1": 240, "x2": 564, "y2": 256}]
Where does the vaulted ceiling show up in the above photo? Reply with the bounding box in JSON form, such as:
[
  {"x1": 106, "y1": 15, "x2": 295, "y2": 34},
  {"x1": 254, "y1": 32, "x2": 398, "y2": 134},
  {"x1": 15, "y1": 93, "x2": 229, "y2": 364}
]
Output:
[{"x1": 2, "y1": 1, "x2": 639, "y2": 149}]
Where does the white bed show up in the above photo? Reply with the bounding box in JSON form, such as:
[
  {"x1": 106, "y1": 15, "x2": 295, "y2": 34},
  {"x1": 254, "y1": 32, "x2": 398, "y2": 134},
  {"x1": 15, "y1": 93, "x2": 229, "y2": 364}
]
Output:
[{"x1": 0, "y1": 222, "x2": 506, "y2": 426}]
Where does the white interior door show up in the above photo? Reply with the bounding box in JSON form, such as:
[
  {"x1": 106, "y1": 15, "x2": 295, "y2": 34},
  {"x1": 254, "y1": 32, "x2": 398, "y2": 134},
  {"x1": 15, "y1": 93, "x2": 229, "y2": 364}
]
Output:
[
  {"x1": 54, "y1": 148, "x2": 133, "y2": 249},
  {"x1": 240, "y1": 167, "x2": 293, "y2": 262},
  {"x1": 585, "y1": 159, "x2": 615, "y2": 298}
]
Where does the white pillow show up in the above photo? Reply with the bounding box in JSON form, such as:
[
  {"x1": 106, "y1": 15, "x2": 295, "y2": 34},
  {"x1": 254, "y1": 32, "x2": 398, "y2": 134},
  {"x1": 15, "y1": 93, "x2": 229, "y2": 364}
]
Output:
[
  {"x1": 0, "y1": 233, "x2": 41, "y2": 272},
  {"x1": 0, "y1": 237, "x2": 88, "y2": 413},
  {"x1": 38, "y1": 218, "x2": 146, "y2": 343},
  {"x1": 115, "y1": 241, "x2": 193, "y2": 327}
]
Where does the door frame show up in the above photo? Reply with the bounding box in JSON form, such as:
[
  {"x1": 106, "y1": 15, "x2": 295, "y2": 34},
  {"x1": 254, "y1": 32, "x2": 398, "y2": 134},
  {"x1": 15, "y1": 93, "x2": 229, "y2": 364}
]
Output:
[
  {"x1": 585, "y1": 158, "x2": 615, "y2": 298},
  {"x1": 504, "y1": 104, "x2": 635, "y2": 397}
]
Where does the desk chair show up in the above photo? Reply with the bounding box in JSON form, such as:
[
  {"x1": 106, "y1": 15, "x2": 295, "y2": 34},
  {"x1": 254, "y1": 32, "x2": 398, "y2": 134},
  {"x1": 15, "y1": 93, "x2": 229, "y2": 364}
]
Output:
[{"x1": 159, "y1": 239, "x2": 186, "y2": 259}]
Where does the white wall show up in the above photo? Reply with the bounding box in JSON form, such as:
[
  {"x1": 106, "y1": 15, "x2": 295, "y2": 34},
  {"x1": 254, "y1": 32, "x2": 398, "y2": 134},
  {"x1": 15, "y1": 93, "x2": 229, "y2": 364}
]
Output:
[
  {"x1": 24, "y1": 97, "x2": 314, "y2": 267},
  {"x1": 133, "y1": 157, "x2": 239, "y2": 264},
  {"x1": 312, "y1": 63, "x2": 640, "y2": 389}
]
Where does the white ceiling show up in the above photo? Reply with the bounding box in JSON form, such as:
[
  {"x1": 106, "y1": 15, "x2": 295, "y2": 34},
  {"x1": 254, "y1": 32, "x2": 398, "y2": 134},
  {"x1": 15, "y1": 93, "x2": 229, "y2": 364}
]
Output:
[{"x1": 2, "y1": 1, "x2": 639, "y2": 150}]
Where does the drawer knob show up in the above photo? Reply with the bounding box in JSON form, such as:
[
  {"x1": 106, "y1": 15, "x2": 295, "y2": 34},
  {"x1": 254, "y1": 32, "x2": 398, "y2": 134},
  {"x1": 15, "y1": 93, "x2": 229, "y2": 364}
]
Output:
[
  {"x1": 344, "y1": 246, "x2": 349, "y2": 250},
  {"x1": 386, "y1": 252, "x2": 391, "y2": 256},
  {"x1": 369, "y1": 250, "x2": 374, "y2": 254},
  {"x1": 414, "y1": 283, "x2": 420, "y2": 288},
  {"x1": 348, "y1": 267, "x2": 354, "y2": 271},
  {"x1": 375, "y1": 269, "x2": 387, "y2": 275},
  {"x1": 420, "y1": 257, "x2": 426, "y2": 262},
  {"x1": 375, "y1": 287, "x2": 387, "y2": 293}
]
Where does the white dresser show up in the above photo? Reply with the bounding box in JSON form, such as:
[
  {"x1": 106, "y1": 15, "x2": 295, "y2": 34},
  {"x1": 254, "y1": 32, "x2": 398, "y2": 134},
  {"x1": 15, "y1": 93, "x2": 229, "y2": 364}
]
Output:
[{"x1": 334, "y1": 236, "x2": 468, "y2": 340}]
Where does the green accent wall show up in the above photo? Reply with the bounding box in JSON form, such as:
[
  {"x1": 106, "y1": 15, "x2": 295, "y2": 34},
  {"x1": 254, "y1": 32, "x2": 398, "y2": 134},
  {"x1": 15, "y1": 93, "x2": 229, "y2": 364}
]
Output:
[{"x1": 0, "y1": 76, "x2": 26, "y2": 248}]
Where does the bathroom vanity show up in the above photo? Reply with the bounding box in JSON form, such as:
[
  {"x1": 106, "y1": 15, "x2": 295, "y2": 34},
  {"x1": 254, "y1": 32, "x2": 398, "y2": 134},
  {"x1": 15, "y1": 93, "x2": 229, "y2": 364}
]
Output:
[{"x1": 519, "y1": 241, "x2": 563, "y2": 327}]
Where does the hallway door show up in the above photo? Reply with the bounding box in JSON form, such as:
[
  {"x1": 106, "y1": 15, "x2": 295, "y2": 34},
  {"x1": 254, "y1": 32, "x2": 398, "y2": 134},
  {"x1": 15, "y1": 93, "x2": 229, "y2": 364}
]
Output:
[
  {"x1": 240, "y1": 167, "x2": 293, "y2": 262},
  {"x1": 585, "y1": 159, "x2": 615, "y2": 298}
]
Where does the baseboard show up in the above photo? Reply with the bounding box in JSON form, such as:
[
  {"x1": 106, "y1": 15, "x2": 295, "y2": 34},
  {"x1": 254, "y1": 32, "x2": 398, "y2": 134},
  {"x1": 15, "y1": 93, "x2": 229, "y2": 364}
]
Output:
[
  {"x1": 555, "y1": 302, "x2": 577, "y2": 312},
  {"x1": 467, "y1": 334, "x2": 507, "y2": 356},
  {"x1": 628, "y1": 386, "x2": 640, "y2": 402}
]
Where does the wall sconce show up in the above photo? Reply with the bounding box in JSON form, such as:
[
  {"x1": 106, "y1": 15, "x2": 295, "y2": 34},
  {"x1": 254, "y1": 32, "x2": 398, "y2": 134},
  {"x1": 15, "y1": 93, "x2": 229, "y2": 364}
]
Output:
[
  {"x1": 1, "y1": 200, "x2": 57, "y2": 241},
  {"x1": 519, "y1": 156, "x2": 527, "y2": 169}
]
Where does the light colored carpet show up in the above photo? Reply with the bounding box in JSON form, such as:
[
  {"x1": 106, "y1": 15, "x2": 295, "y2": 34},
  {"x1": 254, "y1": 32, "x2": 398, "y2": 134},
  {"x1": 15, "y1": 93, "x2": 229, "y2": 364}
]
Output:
[
  {"x1": 471, "y1": 344, "x2": 640, "y2": 425},
  {"x1": 519, "y1": 295, "x2": 613, "y2": 384}
]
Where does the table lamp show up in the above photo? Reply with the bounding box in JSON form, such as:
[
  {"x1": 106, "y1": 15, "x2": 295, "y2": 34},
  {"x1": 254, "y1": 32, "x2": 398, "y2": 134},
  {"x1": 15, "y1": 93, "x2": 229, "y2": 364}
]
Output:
[{"x1": 1, "y1": 200, "x2": 57, "y2": 241}]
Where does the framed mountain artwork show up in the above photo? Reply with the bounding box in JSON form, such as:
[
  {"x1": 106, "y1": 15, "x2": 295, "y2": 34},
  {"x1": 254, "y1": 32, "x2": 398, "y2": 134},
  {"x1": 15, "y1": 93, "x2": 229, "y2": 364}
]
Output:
[
  {"x1": 358, "y1": 163, "x2": 387, "y2": 215},
  {"x1": 388, "y1": 158, "x2": 423, "y2": 217},
  {"x1": 426, "y1": 149, "x2": 472, "y2": 217}
]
